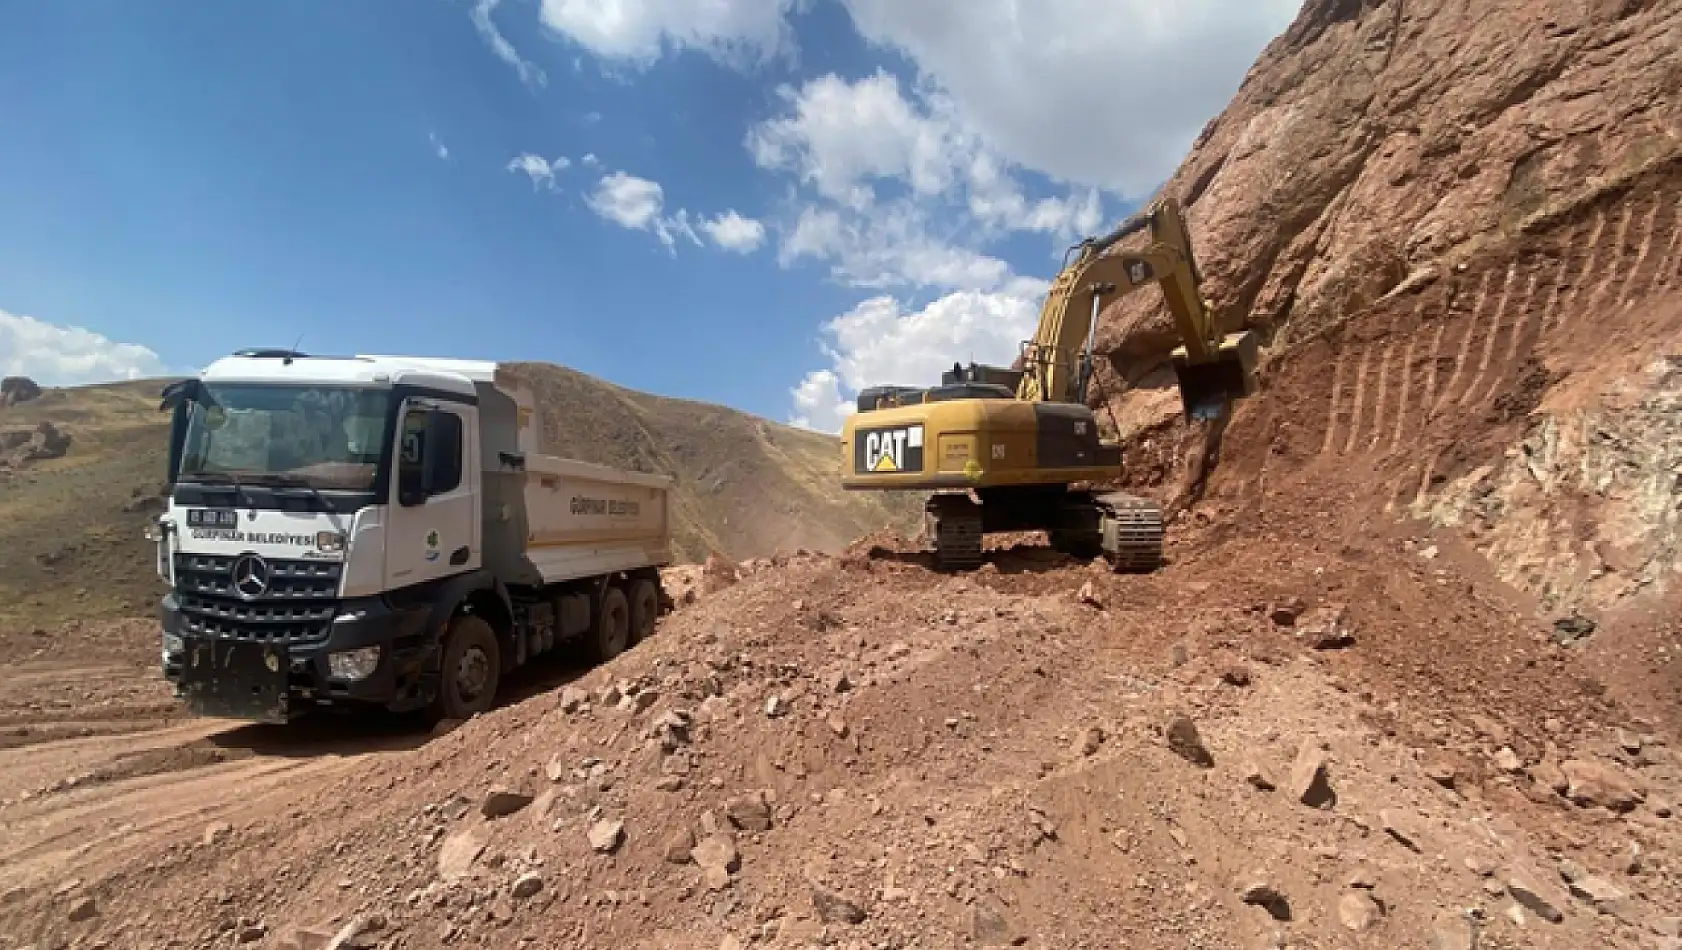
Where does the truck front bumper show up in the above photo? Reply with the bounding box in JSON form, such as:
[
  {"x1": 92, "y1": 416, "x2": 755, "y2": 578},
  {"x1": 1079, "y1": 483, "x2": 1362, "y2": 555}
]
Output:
[{"x1": 161, "y1": 593, "x2": 437, "y2": 722}]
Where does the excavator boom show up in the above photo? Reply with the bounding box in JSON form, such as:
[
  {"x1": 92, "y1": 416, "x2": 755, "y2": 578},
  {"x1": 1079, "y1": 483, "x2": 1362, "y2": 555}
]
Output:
[{"x1": 1012, "y1": 194, "x2": 1258, "y2": 419}]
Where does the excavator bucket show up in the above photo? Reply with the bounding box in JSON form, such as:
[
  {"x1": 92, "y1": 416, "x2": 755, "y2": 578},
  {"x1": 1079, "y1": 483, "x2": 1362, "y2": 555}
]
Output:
[{"x1": 1171, "y1": 330, "x2": 1259, "y2": 420}]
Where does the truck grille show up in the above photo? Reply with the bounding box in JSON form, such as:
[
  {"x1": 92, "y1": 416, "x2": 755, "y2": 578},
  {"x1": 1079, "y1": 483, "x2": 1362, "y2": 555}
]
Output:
[{"x1": 173, "y1": 554, "x2": 342, "y2": 645}]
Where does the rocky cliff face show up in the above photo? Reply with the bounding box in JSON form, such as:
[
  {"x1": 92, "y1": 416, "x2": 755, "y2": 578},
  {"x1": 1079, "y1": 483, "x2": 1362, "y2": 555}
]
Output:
[{"x1": 1099, "y1": 0, "x2": 1682, "y2": 620}]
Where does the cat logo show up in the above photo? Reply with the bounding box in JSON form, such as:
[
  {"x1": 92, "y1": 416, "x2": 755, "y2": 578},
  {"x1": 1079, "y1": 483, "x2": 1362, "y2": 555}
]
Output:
[{"x1": 855, "y1": 424, "x2": 924, "y2": 474}]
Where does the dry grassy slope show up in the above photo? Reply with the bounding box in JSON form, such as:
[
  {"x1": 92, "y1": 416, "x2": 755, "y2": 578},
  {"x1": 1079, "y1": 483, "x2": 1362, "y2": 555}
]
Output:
[{"x1": 0, "y1": 367, "x2": 918, "y2": 632}]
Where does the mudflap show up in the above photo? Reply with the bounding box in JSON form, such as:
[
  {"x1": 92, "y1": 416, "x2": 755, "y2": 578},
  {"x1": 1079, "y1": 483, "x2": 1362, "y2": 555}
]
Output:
[
  {"x1": 178, "y1": 639, "x2": 292, "y2": 724},
  {"x1": 1172, "y1": 330, "x2": 1260, "y2": 420}
]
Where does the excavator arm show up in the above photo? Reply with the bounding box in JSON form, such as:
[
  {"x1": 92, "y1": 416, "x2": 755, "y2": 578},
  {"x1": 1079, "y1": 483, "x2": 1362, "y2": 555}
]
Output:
[{"x1": 1012, "y1": 194, "x2": 1258, "y2": 419}]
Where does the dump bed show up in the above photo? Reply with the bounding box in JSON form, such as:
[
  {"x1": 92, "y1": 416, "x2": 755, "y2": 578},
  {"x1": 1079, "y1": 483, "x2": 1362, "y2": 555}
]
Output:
[{"x1": 517, "y1": 453, "x2": 672, "y2": 584}]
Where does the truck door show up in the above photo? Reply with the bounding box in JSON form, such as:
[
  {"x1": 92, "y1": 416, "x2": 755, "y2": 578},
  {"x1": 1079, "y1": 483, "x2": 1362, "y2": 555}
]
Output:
[{"x1": 386, "y1": 399, "x2": 480, "y2": 589}]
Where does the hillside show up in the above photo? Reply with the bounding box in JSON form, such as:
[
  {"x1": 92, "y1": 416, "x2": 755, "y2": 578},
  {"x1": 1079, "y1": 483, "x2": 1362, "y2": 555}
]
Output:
[
  {"x1": 1095, "y1": 0, "x2": 1682, "y2": 633},
  {"x1": 0, "y1": 368, "x2": 917, "y2": 632}
]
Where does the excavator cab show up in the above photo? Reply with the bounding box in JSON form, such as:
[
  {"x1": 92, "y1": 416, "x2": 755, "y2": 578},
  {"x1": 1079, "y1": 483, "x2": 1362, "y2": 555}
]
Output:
[{"x1": 1171, "y1": 328, "x2": 1260, "y2": 420}]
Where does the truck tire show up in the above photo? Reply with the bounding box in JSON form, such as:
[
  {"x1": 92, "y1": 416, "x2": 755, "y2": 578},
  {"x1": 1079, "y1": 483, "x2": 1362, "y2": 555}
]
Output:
[
  {"x1": 430, "y1": 614, "x2": 501, "y2": 722},
  {"x1": 628, "y1": 578, "x2": 659, "y2": 644},
  {"x1": 587, "y1": 585, "x2": 631, "y2": 663}
]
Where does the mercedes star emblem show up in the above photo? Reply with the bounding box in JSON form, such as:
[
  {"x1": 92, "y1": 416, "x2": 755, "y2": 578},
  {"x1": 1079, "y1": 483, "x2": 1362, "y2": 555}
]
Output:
[{"x1": 231, "y1": 554, "x2": 271, "y2": 600}]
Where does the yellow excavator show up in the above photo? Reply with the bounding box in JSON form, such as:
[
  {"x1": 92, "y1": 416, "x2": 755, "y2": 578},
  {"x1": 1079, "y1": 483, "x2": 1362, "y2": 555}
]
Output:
[{"x1": 838, "y1": 193, "x2": 1259, "y2": 570}]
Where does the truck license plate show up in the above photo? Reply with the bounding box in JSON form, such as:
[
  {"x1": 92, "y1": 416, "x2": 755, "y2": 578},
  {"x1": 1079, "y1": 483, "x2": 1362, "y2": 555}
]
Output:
[{"x1": 187, "y1": 508, "x2": 240, "y2": 528}]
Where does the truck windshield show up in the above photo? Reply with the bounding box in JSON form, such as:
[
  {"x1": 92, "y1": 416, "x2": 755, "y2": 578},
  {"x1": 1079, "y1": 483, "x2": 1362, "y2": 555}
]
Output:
[{"x1": 178, "y1": 384, "x2": 392, "y2": 491}]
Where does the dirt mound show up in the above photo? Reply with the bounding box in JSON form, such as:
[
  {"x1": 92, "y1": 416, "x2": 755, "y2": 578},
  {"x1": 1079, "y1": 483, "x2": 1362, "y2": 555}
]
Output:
[{"x1": 6, "y1": 541, "x2": 1676, "y2": 949}]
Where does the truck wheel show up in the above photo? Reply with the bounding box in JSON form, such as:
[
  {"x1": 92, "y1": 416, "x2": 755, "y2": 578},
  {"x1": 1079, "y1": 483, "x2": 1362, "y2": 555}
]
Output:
[
  {"x1": 431, "y1": 615, "x2": 501, "y2": 722},
  {"x1": 588, "y1": 585, "x2": 631, "y2": 662},
  {"x1": 628, "y1": 578, "x2": 660, "y2": 644}
]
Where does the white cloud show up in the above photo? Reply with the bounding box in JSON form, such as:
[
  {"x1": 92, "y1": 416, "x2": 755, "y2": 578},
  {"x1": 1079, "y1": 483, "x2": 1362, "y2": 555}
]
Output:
[
  {"x1": 586, "y1": 170, "x2": 666, "y2": 229},
  {"x1": 837, "y1": 0, "x2": 1303, "y2": 194},
  {"x1": 429, "y1": 131, "x2": 450, "y2": 160},
  {"x1": 583, "y1": 171, "x2": 707, "y2": 253},
  {"x1": 506, "y1": 152, "x2": 570, "y2": 190},
  {"x1": 779, "y1": 203, "x2": 1012, "y2": 291},
  {"x1": 746, "y1": 72, "x2": 967, "y2": 205},
  {"x1": 789, "y1": 280, "x2": 1049, "y2": 433},
  {"x1": 472, "y1": 0, "x2": 548, "y2": 87},
  {"x1": 1, "y1": 308, "x2": 169, "y2": 386},
  {"x1": 789, "y1": 368, "x2": 850, "y2": 432},
  {"x1": 537, "y1": 0, "x2": 799, "y2": 67},
  {"x1": 700, "y1": 210, "x2": 766, "y2": 253},
  {"x1": 581, "y1": 152, "x2": 601, "y2": 168}
]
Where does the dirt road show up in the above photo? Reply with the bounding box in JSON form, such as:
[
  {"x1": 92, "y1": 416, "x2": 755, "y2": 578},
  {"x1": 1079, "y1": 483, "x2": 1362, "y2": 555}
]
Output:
[{"x1": 0, "y1": 630, "x2": 587, "y2": 929}]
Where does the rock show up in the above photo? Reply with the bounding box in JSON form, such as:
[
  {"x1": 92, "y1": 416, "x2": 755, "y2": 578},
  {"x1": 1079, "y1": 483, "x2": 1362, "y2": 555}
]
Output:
[
  {"x1": 1379, "y1": 809, "x2": 1424, "y2": 852},
  {"x1": 664, "y1": 828, "x2": 697, "y2": 863},
  {"x1": 1557, "y1": 859, "x2": 1586, "y2": 883},
  {"x1": 1221, "y1": 664, "x2": 1252, "y2": 687},
  {"x1": 1428, "y1": 910, "x2": 1476, "y2": 950},
  {"x1": 702, "y1": 552, "x2": 740, "y2": 593},
  {"x1": 971, "y1": 899, "x2": 1015, "y2": 946},
  {"x1": 1298, "y1": 604, "x2": 1355, "y2": 649},
  {"x1": 1617, "y1": 729, "x2": 1642, "y2": 755},
  {"x1": 1, "y1": 376, "x2": 42, "y2": 407},
  {"x1": 719, "y1": 937, "x2": 744, "y2": 950},
  {"x1": 1287, "y1": 740, "x2": 1336, "y2": 808},
  {"x1": 1553, "y1": 615, "x2": 1596, "y2": 645},
  {"x1": 1337, "y1": 892, "x2": 1382, "y2": 931},
  {"x1": 725, "y1": 795, "x2": 773, "y2": 832},
  {"x1": 764, "y1": 695, "x2": 786, "y2": 718},
  {"x1": 544, "y1": 755, "x2": 570, "y2": 783},
  {"x1": 511, "y1": 872, "x2": 544, "y2": 900},
  {"x1": 481, "y1": 786, "x2": 534, "y2": 818},
  {"x1": 1531, "y1": 757, "x2": 1569, "y2": 795},
  {"x1": 1423, "y1": 758, "x2": 1458, "y2": 788},
  {"x1": 692, "y1": 834, "x2": 740, "y2": 879},
  {"x1": 237, "y1": 923, "x2": 269, "y2": 944},
  {"x1": 588, "y1": 818, "x2": 625, "y2": 853},
  {"x1": 321, "y1": 916, "x2": 382, "y2": 950},
  {"x1": 558, "y1": 686, "x2": 587, "y2": 712},
  {"x1": 1493, "y1": 747, "x2": 1523, "y2": 772},
  {"x1": 826, "y1": 714, "x2": 849, "y2": 738},
  {"x1": 1073, "y1": 725, "x2": 1105, "y2": 757},
  {"x1": 1238, "y1": 879, "x2": 1291, "y2": 921},
  {"x1": 67, "y1": 897, "x2": 98, "y2": 922},
  {"x1": 1077, "y1": 581, "x2": 1103, "y2": 608},
  {"x1": 1269, "y1": 597, "x2": 1306, "y2": 626},
  {"x1": 1567, "y1": 875, "x2": 1636, "y2": 922},
  {"x1": 1165, "y1": 716, "x2": 1214, "y2": 768},
  {"x1": 1505, "y1": 874, "x2": 1566, "y2": 923},
  {"x1": 203, "y1": 821, "x2": 233, "y2": 846},
  {"x1": 1243, "y1": 759, "x2": 1277, "y2": 791},
  {"x1": 827, "y1": 670, "x2": 852, "y2": 693},
  {"x1": 812, "y1": 887, "x2": 867, "y2": 925},
  {"x1": 625, "y1": 689, "x2": 660, "y2": 713},
  {"x1": 1561, "y1": 759, "x2": 1644, "y2": 812},
  {"x1": 437, "y1": 828, "x2": 487, "y2": 882}
]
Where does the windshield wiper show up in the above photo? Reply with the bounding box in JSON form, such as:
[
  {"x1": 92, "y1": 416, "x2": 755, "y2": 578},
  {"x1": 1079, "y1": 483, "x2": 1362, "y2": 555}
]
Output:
[{"x1": 178, "y1": 470, "x2": 250, "y2": 496}]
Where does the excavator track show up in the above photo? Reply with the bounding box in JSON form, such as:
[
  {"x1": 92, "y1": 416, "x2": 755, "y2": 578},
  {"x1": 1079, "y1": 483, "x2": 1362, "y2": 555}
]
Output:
[
  {"x1": 925, "y1": 492, "x2": 984, "y2": 571},
  {"x1": 1095, "y1": 491, "x2": 1164, "y2": 572}
]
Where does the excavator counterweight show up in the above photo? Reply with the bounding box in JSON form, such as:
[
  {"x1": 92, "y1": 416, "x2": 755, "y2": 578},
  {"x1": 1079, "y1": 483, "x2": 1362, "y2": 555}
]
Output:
[{"x1": 838, "y1": 192, "x2": 1258, "y2": 571}]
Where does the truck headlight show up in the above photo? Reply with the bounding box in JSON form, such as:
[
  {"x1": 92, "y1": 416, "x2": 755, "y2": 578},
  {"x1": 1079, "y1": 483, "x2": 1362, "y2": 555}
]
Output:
[{"x1": 328, "y1": 646, "x2": 380, "y2": 681}]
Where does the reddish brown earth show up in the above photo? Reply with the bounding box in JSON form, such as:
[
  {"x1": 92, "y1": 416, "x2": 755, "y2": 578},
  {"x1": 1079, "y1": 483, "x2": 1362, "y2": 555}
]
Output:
[{"x1": 4, "y1": 0, "x2": 1682, "y2": 948}]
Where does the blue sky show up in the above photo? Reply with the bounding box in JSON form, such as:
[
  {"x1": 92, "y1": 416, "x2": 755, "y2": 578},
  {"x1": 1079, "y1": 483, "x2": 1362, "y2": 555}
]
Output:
[{"x1": 0, "y1": 0, "x2": 1301, "y2": 431}]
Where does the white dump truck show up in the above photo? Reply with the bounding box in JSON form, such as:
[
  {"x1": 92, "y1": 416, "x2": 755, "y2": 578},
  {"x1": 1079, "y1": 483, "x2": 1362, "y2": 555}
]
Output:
[{"x1": 149, "y1": 350, "x2": 673, "y2": 724}]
